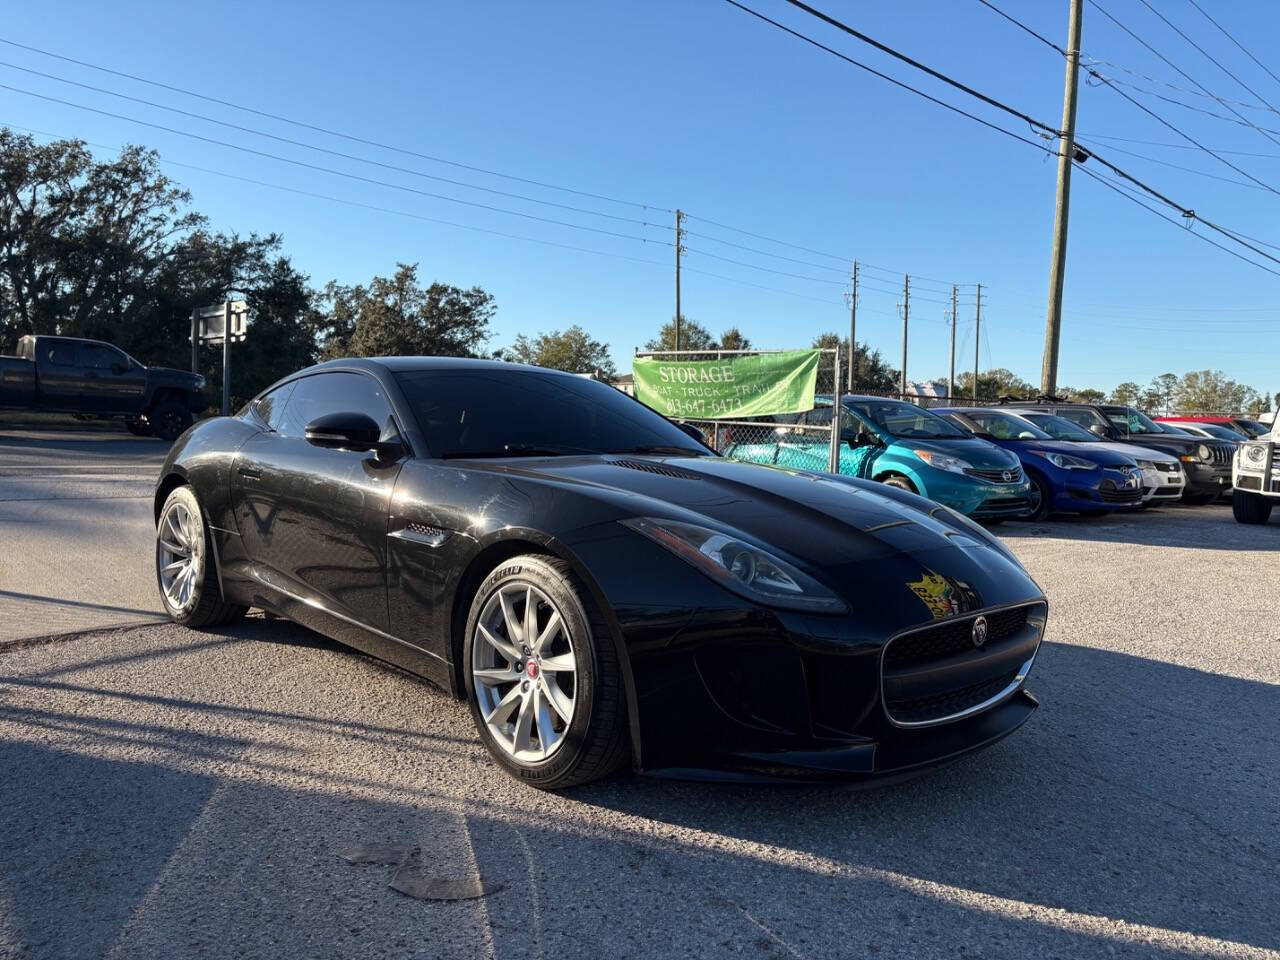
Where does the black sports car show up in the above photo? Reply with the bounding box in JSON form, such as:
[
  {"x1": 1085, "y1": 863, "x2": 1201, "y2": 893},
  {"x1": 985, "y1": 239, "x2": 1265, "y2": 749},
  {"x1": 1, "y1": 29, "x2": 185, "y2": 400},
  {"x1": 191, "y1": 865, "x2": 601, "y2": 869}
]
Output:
[{"x1": 154, "y1": 358, "x2": 1047, "y2": 788}]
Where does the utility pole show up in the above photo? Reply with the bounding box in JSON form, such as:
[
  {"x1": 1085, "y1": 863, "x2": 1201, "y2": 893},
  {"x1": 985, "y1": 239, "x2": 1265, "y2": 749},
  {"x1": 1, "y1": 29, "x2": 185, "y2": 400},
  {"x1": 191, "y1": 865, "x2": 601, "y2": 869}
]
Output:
[
  {"x1": 899, "y1": 275, "x2": 910, "y2": 397},
  {"x1": 847, "y1": 260, "x2": 858, "y2": 393},
  {"x1": 1042, "y1": 0, "x2": 1084, "y2": 397},
  {"x1": 221, "y1": 300, "x2": 232, "y2": 417},
  {"x1": 973, "y1": 284, "x2": 982, "y2": 402},
  {"x1": 948, "y1": 284, "x2": 958, "y2": 400},
  {"x1": 674, "y1": 209, "x2": 685, "y2": 354}
]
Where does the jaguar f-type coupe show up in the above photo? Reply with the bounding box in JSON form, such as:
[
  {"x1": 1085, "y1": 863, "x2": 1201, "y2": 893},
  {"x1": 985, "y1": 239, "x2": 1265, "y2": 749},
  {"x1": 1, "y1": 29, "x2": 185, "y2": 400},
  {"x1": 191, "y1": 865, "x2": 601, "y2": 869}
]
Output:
[{"x1": 154, "y1": 358, "x2": 1047, "y2": 788}]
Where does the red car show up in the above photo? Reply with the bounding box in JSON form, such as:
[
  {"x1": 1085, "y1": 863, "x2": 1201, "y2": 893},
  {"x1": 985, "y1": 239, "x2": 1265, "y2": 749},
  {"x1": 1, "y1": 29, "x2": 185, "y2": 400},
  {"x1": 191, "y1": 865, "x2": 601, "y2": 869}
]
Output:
[{"x1": 1156, "y1": 415, "x2": 1269, "y2": 439}]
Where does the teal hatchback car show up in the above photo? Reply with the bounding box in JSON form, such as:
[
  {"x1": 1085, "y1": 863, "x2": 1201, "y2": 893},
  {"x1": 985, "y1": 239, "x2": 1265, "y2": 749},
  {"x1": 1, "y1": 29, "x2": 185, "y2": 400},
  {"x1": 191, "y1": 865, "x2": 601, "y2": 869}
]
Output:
[{"x1": 723, "y1": 395, "x2": 1033, "y2": 519}]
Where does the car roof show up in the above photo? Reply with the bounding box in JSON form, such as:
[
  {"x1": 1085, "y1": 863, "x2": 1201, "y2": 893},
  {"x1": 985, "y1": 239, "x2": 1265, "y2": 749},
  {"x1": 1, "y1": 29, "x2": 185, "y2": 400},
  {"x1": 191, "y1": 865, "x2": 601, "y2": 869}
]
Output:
[
  {"x1": 1157, "y1": 415, "x2": 1233, "y2": 423},
  {"x1": 307, "y1": 356, "x2": 574, "y2": 376}
]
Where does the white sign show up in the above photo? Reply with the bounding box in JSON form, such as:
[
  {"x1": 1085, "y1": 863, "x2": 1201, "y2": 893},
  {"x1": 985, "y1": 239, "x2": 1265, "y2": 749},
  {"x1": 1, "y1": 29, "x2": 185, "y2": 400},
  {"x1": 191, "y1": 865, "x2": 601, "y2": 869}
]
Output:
[{"x1": 195, "y1": 300, "x2": 249, "y2": 343}]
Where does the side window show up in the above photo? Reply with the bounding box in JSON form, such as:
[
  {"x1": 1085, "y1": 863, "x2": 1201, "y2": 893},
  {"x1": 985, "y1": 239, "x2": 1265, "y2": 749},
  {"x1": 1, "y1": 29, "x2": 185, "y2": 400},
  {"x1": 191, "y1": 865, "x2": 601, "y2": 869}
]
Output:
[
  {"x1": 79, "y1": 344, "x2": 122, "y2": 370},
  {"x1": 44, "y1": 341, "x2": 77, "y2": 366},
  {"x1": 805, "y1": 406, "x2": 833, "y2": 427},
  {"x1": 252, "y1": 381, "x2": 296, "y2": 432},
  {"x1": 276, "y1": 372, "x2": 396, "y2": 440},
  {"x1": 1056, "y1": 409, "x2": 1096, "y2": 430}
]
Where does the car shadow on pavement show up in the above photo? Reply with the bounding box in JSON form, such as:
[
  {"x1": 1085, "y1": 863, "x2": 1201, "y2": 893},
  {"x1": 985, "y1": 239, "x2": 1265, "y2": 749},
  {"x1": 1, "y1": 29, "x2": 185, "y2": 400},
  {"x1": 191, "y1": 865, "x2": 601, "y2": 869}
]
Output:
[
  {"x1": 565, "y1": 640, "x2": 1279, "y2": 957},
  {"x1": 999, "y1": 503, "x2": 1278, "y2": 550},
  {"x1": 1, "y1": 624, "x2": 1275, "y2": 959}
]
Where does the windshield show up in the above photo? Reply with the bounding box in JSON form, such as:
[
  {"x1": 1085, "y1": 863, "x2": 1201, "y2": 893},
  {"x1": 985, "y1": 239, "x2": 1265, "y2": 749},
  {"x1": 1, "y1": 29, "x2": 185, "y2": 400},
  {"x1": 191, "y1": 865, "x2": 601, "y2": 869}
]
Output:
[
  {"x1": 843, "y1": 398, "x2": 970, "y2": 439},
  {"x1": 1021, "y1": 412, "x2": 1096, "y2": 442},
  {"x1": 956, "y1": 410, "x2": 1052, "y2": 441},
  {"x1": 1194, "y1": 423, "x2": 1246, "y2": 441},
  {"x1": 394, "y1": 368, "x2": 711, "y2": 458},
  {"x1": 1104, "y1": 406, "x2": 1163, "y2": 435},
  {"x1": 1234, "y1": 419, "x2": 1269, "y2": 437}
]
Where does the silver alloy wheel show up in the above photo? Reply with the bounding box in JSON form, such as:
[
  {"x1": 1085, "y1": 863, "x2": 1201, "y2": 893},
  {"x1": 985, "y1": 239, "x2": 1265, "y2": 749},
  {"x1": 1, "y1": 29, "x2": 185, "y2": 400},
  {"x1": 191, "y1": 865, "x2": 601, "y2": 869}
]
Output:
[
  {"x1": 157, "y1": 500, "x2": 203, "y2": 612},
  {"x1": 471, "y1": 581, "x2": 577, "y2": 763}
]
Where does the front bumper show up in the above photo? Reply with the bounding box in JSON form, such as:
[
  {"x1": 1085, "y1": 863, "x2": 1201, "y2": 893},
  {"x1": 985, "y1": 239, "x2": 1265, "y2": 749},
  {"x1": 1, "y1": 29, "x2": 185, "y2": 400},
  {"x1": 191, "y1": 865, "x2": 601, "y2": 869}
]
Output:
[
  {"x1": 1183, "y1": 460, "x2": 1232, "y2": 496},
  {"x1": 927, "y1": 473, "x2": 1034, "y2": 518},
  {"x1": 1051, "y1": 466, "x2": 1143, "y2": 512}
]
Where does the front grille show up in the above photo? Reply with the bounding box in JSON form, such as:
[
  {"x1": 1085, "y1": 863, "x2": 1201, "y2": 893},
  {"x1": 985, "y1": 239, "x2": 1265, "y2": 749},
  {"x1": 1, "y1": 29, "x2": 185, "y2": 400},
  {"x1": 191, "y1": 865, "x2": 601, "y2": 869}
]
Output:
[
  {"x1": 884, "y1": 606, "x2": 1028, "y2": 667},
  {"x1": 881, "y1": 603, "x2": 1044, "y2": 727},
  {"x1": 887, "y1": 670, "x2": 1021, "y2": 726},
  {"x1": 964, "y1": 467, "x2": 1022, "y2": 484},
  {"x1": 1154, "y1": 462, "x2": 1180, "y2": 474},
  {"x1": 1099, "y1": 486, "x2": 1142, "y2": 503},
  {"x1": 976, "y1": 496, "x2": 1031, "y2": 512},
  {"x1": 1210, "y1": 444, "x2": 1234, "y2": 467}
]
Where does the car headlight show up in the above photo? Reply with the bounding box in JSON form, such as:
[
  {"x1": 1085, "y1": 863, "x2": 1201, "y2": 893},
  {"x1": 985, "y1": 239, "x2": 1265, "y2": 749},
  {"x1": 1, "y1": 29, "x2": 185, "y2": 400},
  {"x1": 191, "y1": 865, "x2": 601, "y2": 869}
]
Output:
[
  {"x1": 1244, "y1": 443, "x2": 1268, "y2": 465},
  {"x1": 913, "y1": 450, "x2": 971, "y2": 474},
  {"x1": 620, "y1": 517, "x2": 847, "y2": 613},
  {"x1": 1032, "y1": 450, "x2": 1098, "y2": 471}
]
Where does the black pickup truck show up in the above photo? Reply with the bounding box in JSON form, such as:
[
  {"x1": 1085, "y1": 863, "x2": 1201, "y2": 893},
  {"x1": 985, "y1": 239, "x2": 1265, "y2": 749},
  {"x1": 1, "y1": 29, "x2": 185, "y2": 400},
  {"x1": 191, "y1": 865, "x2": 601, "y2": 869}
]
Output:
[{"x1": 0, "y1": 335, "x2": 205, "y2": 440}]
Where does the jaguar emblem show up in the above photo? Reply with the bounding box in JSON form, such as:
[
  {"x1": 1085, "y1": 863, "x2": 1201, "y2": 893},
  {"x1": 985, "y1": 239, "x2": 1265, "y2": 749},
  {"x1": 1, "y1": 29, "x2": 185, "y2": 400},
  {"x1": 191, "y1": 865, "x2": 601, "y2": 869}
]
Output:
[{"x1": 972, "y1": 615, "x2": 989, "y2": 648}]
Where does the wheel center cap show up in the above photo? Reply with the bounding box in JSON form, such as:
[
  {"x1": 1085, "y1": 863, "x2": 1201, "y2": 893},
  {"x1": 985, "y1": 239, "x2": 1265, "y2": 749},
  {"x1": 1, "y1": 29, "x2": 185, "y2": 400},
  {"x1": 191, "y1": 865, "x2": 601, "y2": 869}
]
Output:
[{"x1": 525, "y1": 661, "x2": 539, "y2": 679}]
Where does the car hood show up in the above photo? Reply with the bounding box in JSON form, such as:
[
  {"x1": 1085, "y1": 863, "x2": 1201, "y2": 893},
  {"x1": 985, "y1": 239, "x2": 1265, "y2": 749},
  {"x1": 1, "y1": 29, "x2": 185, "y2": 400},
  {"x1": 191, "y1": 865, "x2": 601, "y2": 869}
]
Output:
[
  {"x1": 476, "y1": 454, "x2": 1035, "y2": 607},
  {"x1": 891, "y1": 436, "x2": 1019, "y2": 469},
  {"x1": 148, "y1": 366, "x2": 202, "y2": 383},
  {"x1": 1102, "y1": 441, "x2": 1179, "y2": 464},
  {"x1": 1006, "y1": 439, "x2": 1138, "y2": 466}
]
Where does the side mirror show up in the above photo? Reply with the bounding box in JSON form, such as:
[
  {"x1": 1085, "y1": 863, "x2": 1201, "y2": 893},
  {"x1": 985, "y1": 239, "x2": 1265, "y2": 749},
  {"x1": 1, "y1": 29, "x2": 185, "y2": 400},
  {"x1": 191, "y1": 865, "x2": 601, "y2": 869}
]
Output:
[
  {"x1": 305, "y1": 411, "x2": 382, "y2": 452},
  {"x1": 1088, "y1": 423, "x2": 1108, "y2": 437}
]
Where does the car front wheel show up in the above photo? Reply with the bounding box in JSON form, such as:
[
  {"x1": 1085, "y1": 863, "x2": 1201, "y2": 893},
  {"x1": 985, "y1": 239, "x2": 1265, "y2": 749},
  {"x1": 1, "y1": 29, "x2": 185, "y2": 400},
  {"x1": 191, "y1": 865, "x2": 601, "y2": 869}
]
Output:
[
  {"x1": 155, "y1": 485, "x2": 246, "y2": 627},
  {"x1": 1232, "y1": 489, "x2": 1273, "y2": 525},
  {"x1": 463, "y1": 555, "x2": 628, "y2": 789}
]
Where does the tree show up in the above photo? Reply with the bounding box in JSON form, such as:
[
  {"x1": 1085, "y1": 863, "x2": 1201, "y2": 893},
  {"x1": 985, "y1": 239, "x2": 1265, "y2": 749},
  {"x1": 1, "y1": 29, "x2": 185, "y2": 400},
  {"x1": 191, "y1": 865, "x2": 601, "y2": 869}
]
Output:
[
  {"x1": 717, "y1": 327, "x2": 751, "y2": 351},
  {"x1": 507, "y1": 325, "x2": 616, "y2": 378},
  {"x1": 953, "y1": 368, "x2": 1034, "y2": 401},
  {"x1": 1060, "y1": 386, "x2": 1106, "y2": 403},
  {"x1": 812, "y1": 333, "x2": 898, "y2": 392},
  {"x1": 1149, "y1": 372, "x2": 1178, "y2": 416},
  {"x1": 1110, "y1": 381, "x2": 1142, "y2": 406},
  {"x1": 316, "y1": 263, "x2": 494, "y2": 360},
  {"x1": 1175, "y1": 369, "x2": 1255, "y2": 413},
  {"x1": 645, "y1": 316, "x2": 715, "y2": 352}
]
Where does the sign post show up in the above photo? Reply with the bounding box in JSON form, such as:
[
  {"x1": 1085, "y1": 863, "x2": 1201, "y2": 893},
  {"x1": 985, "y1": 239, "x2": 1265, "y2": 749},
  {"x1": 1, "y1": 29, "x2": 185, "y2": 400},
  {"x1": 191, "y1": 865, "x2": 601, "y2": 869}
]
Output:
[{"x1": 194, "y1": 300, "x2": 248, "y2": 416}]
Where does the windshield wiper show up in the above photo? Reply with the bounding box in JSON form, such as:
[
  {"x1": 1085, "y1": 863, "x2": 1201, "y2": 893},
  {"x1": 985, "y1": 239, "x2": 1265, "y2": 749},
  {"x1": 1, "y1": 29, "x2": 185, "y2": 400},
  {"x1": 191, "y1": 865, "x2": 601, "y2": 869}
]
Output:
[{"x1": 439, "y1": 443, "x2": 597, "y2": 459}]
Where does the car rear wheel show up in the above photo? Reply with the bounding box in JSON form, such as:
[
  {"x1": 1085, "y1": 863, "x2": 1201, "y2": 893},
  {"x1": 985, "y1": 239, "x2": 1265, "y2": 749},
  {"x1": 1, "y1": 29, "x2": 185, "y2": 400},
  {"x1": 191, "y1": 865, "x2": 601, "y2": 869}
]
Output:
[
  {"x1": 150, "y1": 401, "x2": 192, "y2": 441},
  {"x1": 880, "y1": 474, "x2": 917, "y2": 494},
  {"x1": 463, "y1": 554, "x2": 628, "y2": 789},
  {"x1": 1232, "y1": 490, "x2": 1273, "y2": 525},
  {"x1": 155, "y1": 485, "x2": 246, "y2": 627}
]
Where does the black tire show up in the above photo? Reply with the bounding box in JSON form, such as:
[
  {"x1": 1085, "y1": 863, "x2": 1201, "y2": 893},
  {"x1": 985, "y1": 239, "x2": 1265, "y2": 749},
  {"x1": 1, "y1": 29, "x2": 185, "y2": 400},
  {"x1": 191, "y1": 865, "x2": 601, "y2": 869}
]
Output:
[
  {"x1": 124, "y1": 418, "x2": 152, "y2": 437},
  {"x1": 150, "y1": 400, "x2": 193, "y2": 441},
  {"x1": 463, "y1": 554, "x2": 628, "y2": 789},
  {"x1": 1025, "y1": 472, "x2": 1052, "y2": 521},
  {"x1": 155, "y1": 485, "x2": 247, "y2": 628},
  {"x1": 1181, "y1": 491, "x2": 1217, "y2": 506},
  {"x1": 1232, "y1": 489, "x2": 1273, "y2": 525},
  {"x1": 881, "y1": 474, "x2": 918, "y2": 494}
]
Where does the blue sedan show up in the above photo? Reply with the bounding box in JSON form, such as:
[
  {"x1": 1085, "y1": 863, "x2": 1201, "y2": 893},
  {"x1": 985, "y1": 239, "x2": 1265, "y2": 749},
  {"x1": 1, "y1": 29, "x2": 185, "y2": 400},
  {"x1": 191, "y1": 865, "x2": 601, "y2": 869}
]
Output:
[{"x1": 936, "y1": 407, "x2": 1144, "y2": 520}]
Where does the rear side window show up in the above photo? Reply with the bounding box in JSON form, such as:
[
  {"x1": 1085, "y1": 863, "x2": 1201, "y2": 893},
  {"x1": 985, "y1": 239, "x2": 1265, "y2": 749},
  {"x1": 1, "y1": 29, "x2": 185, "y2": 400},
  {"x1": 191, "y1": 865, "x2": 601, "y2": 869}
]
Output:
[
  {"x1": 78, "y1": 344, "x2": 122, "y2": 369},
  {"x1": 276, "y1": 372, "x2": 396, "y2": 439}
]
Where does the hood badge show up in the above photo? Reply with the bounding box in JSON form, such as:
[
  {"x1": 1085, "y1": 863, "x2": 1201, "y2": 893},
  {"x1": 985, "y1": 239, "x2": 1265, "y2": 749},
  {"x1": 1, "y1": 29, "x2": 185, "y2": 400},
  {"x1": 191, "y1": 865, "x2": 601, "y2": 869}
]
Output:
[{"x1": 972, "y1": 616, "x2": 989, "y2": 648}]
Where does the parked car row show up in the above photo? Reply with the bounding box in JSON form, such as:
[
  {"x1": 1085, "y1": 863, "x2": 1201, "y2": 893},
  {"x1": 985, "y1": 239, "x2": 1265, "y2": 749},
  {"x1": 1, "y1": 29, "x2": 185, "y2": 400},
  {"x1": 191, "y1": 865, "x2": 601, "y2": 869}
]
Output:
[{"x1": 720, "y1": 396, "x2": 1245, "y2": 523}]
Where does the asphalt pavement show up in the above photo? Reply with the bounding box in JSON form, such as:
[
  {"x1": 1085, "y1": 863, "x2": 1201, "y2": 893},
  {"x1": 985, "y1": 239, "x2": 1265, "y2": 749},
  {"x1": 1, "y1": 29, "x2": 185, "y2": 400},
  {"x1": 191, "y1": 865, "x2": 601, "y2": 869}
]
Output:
[
  {"x1": 0, "y1": 421, "x2": 169, "y2": 642},
  {"x1": 1, "y1": 445, "x2": 1278, "y2": 958}
]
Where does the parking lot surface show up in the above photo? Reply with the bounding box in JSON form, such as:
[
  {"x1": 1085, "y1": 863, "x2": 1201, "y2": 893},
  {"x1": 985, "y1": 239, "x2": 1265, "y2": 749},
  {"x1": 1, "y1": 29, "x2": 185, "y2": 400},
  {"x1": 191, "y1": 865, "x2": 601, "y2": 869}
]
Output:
[
  {"x1": 1, "y1": 499, "x2": 1277, "y2": 959},
  {"x1": 0, "y1": 423, "x2": 169, "y2": 642}
]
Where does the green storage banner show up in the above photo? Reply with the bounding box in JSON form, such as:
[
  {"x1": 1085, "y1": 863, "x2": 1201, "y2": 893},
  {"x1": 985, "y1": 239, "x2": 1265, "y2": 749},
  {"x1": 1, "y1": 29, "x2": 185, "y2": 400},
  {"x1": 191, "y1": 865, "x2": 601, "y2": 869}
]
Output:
[{"x1": 632, "y1": 350, "x2": 820, "y2": 419}]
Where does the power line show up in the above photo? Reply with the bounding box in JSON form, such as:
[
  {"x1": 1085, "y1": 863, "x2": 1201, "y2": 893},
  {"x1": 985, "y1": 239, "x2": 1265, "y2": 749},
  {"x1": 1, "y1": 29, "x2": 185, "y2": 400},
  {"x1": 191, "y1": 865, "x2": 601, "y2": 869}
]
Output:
[
  {"x1": 731, "y1": 0, "x2": 1280, "y2": 277},
  {"x1": 0, "y1": 59, "x2": 667, "y2": 232},
  {"x1": 0, "y1": 82, "x2": 669, "y2": 247},
  {"x1": 1085, "y1": 67, "x2": 1280, "y2": 135},
  {"x1": 0, "y1": 35, "x2": 669, "y2": 213},
  {"x1": 1073, "y1": 136, "x2": 1266, "y2": 192},
  {"x1": 974, "y1": 0, "x2": 1065, "y2": 56},
  {"x1": 1087, "y1": 0, "x2": 1280, "y2": 151},
  {"x1": 1078, "y1": 133, "x2": 1280, "y2": 159},
  {"x1": 1186, "y1": 0, "x2": 1280, "y2": 94},
  {"x1": 1084, "y1": 56, "x2": 1277, "y2": 115},
  {"x1": 1133, "y1": 0, "x2": 1280, "y2": 119}
]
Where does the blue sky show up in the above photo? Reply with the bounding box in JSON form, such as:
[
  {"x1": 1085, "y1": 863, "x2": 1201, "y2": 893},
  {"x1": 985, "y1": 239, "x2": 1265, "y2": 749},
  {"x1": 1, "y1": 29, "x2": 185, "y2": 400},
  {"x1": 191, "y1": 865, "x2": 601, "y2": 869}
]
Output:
[{"x1": 4, "y1": 0, "x2": 1280, "y2": 394}]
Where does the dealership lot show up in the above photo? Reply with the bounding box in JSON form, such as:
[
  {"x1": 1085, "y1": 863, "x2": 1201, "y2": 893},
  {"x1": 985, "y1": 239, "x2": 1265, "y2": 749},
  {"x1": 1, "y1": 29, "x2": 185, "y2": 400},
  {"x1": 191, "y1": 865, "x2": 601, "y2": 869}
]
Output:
[{"x1": 1, "y1": 430, "x2": 1277, "y2": 959}]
